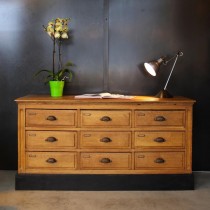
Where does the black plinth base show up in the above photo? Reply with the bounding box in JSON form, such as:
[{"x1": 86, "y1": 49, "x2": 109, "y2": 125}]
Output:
[{"x1": 15, "y1": 174, "x2": 194, "y2": 191}]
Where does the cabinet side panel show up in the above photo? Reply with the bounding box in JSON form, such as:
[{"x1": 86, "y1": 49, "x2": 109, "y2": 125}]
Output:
[
  {"x1": 18, "y1": 104, "x2": 26, "y2": 173},
  {"x1": 186, "y1": 106, "x2": 193, "y2": 172}
]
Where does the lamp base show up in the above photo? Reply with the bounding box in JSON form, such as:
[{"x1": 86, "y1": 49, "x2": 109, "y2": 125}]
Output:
[{"x1": 155, "y1": 89, "x2": 173, "y2": 98}]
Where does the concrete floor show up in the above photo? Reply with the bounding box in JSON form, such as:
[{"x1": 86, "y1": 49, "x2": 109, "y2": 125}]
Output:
[{"x1": 0, "y1": 171, "x2": 210, "y2": 210}]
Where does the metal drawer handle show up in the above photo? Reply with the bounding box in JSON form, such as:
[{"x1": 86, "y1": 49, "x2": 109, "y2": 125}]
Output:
[
  {"x1": 100, "y1": 158, "x2": 112, "y2": 163},
  {"x1": 100, "y1": 137, "x2": 112, "y2": 143},
  {"x1": 154, "y1": 158, "x2": 165, "y2": 164},
  {"x1": 45, "y1": 137, "x2": 57, "y2": 142},
  {"x1": 154, "y1": 116, "x2": 166, "y2": 121},
  {"x1": 154, "y1": 137, "x2": 166, "y2": 143},
  {"x1": 46, "y1": 158, "x2": 57, "y2": 164},
  {"x1": 100, "y1": 116, "x2": 112, "y2": 122},
  {"x1": 46, "y1": 116, "x2": 57, "y2": 121}
]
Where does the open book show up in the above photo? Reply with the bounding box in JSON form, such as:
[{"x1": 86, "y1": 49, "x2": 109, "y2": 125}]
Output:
[{"x1": 75, "y1": 92, "x2": 134, "y2": 99}]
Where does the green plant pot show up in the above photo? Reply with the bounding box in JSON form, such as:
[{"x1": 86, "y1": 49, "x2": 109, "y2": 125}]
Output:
[{"x1": 49, "y1": 81, "x2": 65, "y2": 97}]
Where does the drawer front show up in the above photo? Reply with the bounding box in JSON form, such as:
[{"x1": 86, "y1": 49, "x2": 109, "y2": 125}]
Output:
[
  {"x1": 135, "y1": 110, "x2": 185, "y2": 127},
  {"x1": 135, "y1": 152, "x2": 184, "y2": 169},
  {"x1": 134, "y1": 132, "x2": 185, "y2": 148},
  {"x1": 26, "y1": 110, "x2": 77, "y2": 127},
  {"x1": 81, "y1": 110, "x2": 131, "y2": 127},
  {"x1": 80, "y1": 131, "x2": 131, "y2": 148},
  {"x1": 26, "y1": 131, "x2": 77, "y2": 149},
  {"x1": 26, "y1": 152, "x2": 76, "y2": 169},
  {"x1": 80, "y1": 153, "x2": 132, "y2": 169}
]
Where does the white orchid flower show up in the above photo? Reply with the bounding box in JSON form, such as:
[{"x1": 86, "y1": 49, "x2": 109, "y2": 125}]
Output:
[
  {"x1": 47, "y1": 32, "x2": 52, "y2": 37},
  {"x1": 63, "y1": 26, "x2": 68, "y2": 32},
  {"x1": 55, "y1": 18, "x2": 61, "y2": 23},
  {"x1": 55, "y1": 26, "x2": 62, "y2": 31},
  {"x1": 55, "y1": 22, "x2": 62, "y2": 29},
  {"x1": 61, "y1": 32, "x2": 68, "y2": 39},
  {"x1": 44, "y1": 18, "x2": 70, "y2": 39},
  {"x1": 54, "y1": 32, "x2": 61, "y2": 38},
  {"x1": 48, "y1": 21, "x2": 54, "y2": 26},
  {"x1": 47, "y1": 25, "x2": 53, "y2": 31}
]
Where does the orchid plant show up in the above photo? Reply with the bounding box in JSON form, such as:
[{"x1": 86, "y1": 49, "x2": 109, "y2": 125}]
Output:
[{"x1": 36, "y1": 18, "x2": 74, "y2": 83}]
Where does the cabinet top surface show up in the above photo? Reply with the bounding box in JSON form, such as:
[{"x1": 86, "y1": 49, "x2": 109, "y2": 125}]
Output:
[{"x1": 15, "y1": 95, "x2": 195, "y2": 104}]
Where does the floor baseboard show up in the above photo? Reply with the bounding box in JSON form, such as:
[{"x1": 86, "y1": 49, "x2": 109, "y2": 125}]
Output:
[{"x1": 15, "y1": 173, "x2": 194, "y2": 191}]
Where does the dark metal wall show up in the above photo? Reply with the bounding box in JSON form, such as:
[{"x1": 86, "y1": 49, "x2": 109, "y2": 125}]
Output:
[{"x1": 0, "y1": 0, "x2": 209, "y2": 170}]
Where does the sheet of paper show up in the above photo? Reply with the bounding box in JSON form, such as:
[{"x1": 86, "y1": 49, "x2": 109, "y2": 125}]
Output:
[{"x1": 75, "y1": 92, "x2": 134, "y2": 99}]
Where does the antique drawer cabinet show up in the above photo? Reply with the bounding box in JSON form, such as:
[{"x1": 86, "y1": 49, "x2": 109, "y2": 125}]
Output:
[{"x1": 15, "y1": 95, "x2": 195, "y2": 190}]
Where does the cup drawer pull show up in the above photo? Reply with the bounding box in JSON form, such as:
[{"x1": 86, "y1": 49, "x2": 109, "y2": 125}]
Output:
[
  {"x1": 46, "y1": 158, "x2": 57, "y2": 164},
  {"x1": 154, "y1": 116, "x2": 166, "y2": 121},
  {"x1": 100, "y1": 137, "x2": 112, "y2": 143},
  {"x1": 100, "y1": 116, "x2": 112, "y2": 122},
  {"x1": 154, "y1": 137, "x2": 166, "y2": 143},
  {"x1": 45, "y1": 137, "x2": 57, "y2": 142},
  {"x1": 46, "y1": 116, "x2": 57, "y2": 121},
  {"x1": 154, "y1": 158, "x2": 165, "y2": 164},
  {"x1": 100, "y1": 158, "x2": 112, "y2": 163}
]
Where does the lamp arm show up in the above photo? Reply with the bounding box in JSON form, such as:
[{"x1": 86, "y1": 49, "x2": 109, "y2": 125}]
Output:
[
  {"x1": 163, "y1": 51, "x2": 183, "y2": 90},
  {"x1": 163, "y1": 54, "x2": 179, "y2": 90},
  {"x1": 163, "y1": 51, "x2": 183, "y2": 65},
  {"x1": 163, "y1": 55, "x2": 177, "y2": 65}
]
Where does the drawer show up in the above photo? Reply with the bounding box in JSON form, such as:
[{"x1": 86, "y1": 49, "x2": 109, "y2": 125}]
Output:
[
  {"x1": 80, "y1": 153, "x2": 132, "y2": 169},
  {"x1": 26, "y1": 131, "x2": 77, "y2": 150},
  {"x1": 26, "y1": 152, "x2": 77, "y2": 169},
  {"x1": 135, "y1": 152, "x2": 184, "y2": 169},
  {"x1": 134, "y1": 132, "x2": 185, "y2": 148},
  {"x1": 80, "y1": 131, "x2": 131, "y2": 148},
  {"x1": 135, "y1": 110, "x2": 185, "y2": 127},
  {"x1": 81, "y1": 110, "x2": 131, "y2": 127},
  {"x1": 26, "y1": 109, "x2": 77, "y2": 127}
]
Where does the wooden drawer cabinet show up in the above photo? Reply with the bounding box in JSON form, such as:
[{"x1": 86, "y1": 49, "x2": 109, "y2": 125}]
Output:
[
  {"x1": 135, "y1": 110, "x2": 185, "y2": 127},
  {"x1": 134, "y1": 131, "x2": 185, "y2": 148},
  {"x1": 80, "y1": 131, "x2": 131, "y2": 148},
  {"x1": 26, "y1": 109, "x2": 77, "y2": 127},
  {"x1": 135, "y1": 152, "x2": 184, "y2": 169},
  {"x1": 80, "y1": 153, "x2": 132, "y2": 169},
  {"x1": 16, "y1": 95, "x2": 195, "y2": 175},
  {"x1": 26, "y1": 131, "x2": 77, "y2": 150},
  {"x1": 26, "y1": 152, "x2": 77, "y2": 169},
  {"x1": 81, "y1": 110, "x2": 131, "y2": 127}
]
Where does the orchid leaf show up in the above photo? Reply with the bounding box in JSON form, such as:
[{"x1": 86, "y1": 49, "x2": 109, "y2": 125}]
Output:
[
  {"x1": 34, "y1": 69, "x2": 53, "y2": 77},
  {"x1": 65, "y1": 61, "x2": 74, "y2": 67}
]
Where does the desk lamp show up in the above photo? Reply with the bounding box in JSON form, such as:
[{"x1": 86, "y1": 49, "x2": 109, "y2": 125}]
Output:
[{"x1": 144, "y1": 51, "x2": 183, "y2": 98}]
